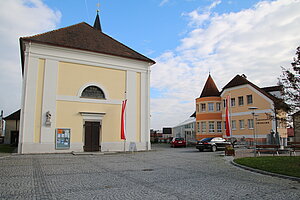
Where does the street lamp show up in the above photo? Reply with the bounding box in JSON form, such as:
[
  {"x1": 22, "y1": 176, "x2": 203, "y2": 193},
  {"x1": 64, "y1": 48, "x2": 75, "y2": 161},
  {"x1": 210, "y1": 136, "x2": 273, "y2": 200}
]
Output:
[{"x1": 249, "y1": 107, "x2": 258, "y2": 157}]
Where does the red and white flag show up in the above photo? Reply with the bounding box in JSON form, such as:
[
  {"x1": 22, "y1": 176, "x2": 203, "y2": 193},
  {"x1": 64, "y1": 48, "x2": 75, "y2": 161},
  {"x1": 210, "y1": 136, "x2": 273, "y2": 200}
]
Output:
[
  {"x1": 121, "y1": 99, "x2": 127, "y2": 140},
  {"x1": 225, "y1": 95, "x2": 231, "y2": 137}
]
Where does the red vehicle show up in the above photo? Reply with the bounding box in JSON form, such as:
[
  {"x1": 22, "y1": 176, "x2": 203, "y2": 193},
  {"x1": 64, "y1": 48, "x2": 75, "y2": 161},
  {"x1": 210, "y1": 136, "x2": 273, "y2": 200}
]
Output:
[{"x1": 170, "y1": 138, "x2": 186, "y2": 148}]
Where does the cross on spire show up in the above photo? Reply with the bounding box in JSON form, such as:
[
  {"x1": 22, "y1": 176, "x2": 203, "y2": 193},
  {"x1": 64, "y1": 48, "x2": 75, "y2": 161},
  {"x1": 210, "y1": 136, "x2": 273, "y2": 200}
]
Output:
[
  {"x1": 93, "y1": 1, "x2": 102, "y2": 31},
  {"x1": 96, "y1": 2, "x2": 100, "y2": 13}
]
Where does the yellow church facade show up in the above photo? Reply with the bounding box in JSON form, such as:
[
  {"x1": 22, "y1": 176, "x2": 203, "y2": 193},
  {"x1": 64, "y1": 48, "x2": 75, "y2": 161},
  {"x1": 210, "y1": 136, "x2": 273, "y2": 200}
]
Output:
[{"x1": 18, "y1": 14, "x2": 155, "y2": 153}]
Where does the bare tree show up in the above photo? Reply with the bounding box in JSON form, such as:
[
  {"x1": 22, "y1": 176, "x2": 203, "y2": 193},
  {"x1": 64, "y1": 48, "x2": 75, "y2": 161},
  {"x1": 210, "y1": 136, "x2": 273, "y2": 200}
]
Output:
[{"x1": 279, "y1": 46, "x2": 300, "y2": 112}]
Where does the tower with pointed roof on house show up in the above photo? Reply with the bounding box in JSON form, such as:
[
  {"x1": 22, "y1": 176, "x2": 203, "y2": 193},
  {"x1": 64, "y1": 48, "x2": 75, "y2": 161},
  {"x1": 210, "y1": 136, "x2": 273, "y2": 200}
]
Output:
[
  {"x1": 18, "y1": 12, "x2": 155, "y2": 154},
  {"x1": 195, "y1": 74, "x2": 223, "y2": 140}
]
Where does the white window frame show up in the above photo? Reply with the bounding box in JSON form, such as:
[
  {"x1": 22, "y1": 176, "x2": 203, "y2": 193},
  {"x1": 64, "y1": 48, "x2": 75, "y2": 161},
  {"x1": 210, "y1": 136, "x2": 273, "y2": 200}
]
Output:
[
  {"x1": 209, "y1": 121, "x2": 215, "y2": 133},
  {"x1": 197, "y1": 122, "x2": 200, "y2": 133},
  {"x1": 216, "y1": 103, "x2": 221, "y2": 111},
  {"x1": 231, "y1": 98, "x2": 235, "y2": 107},
  {"x1": 239, "y1": 120, "x2": 245, "y2": 129},
  {"x1": 232, "y1": 120, "x2": 236, "y2": 130},
  {"x1": 223, "y1": 99, "x2": 226, "y2": 108},
  {"x1": 248, "y1": 119, "x2": 254, "y2": 129},
  {"x1": 208, "y1": 103, "x2": 214, "y2": 112},
  {"x1": 247, "y1": 95, "x2": 253, "y2": 104},
  {"x1": 217, "y1": 121, "x2": 222, "y2": 133},
  {"x1": 201, "y1": 122, "x2": 206, "y2": 133},
  {"x1": 201, "y1": 103, "x2": 206, "y2": 112},
  {"x1": 238, "y1": 96, "x2": 244, "y2": 106}
]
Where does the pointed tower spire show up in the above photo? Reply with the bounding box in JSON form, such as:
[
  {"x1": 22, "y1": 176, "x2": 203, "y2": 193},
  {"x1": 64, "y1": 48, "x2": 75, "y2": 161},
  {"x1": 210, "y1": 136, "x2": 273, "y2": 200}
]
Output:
[
  {"x1": 200, "y1": 74, "x2": 220, "y2": 97},
  {"x1": 93, "y1": 7, "x2": 102, "y2": 31}
]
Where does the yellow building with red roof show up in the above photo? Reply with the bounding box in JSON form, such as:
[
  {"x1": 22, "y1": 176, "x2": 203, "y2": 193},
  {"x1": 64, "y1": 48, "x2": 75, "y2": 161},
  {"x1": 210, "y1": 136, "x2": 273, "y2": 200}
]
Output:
[{"x1": 196, "y1": 74, "x2": 288, "y2": 145}]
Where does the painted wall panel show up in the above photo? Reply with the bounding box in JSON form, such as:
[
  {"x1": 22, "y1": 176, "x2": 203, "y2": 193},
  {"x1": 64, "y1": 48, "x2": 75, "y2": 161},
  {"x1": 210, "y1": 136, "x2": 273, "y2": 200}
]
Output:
[
  {"x1": 136, "y1": 72, "x2": 141, "y2": 142},
  {"x1": 57, "y1": 62, "x2": 126, "y2": 99},
  {"x1": 56, "y1": 101, "x2": 122, "y2": 143},
  {"x1": 40, "y1": 59, "x2": 59, "y2": 143},
  {"x1": 125, "y1": 71, "x2": 137, "y2": 142},
  {"x1": 34, "y1": 59, "x2": 45, "y2": 143},
  {"x1": 21, "y1": 56, "x2": 39, "y2": 144}
]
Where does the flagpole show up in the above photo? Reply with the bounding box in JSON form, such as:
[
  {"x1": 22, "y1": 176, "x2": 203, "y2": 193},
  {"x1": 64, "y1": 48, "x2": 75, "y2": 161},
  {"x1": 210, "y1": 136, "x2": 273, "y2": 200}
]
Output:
[
  {"x1": 225, "y1": 95, "x2": 231, "y2": 138},
  {"x1": 124, "y1": 139, "x2": 126, "y2": 152},
  {"x1": 121, "y1": 99, "x2": 127, "y2": 152},
  {"x1": 229, "y1": 93, "x2": 232, "y2": 139}
]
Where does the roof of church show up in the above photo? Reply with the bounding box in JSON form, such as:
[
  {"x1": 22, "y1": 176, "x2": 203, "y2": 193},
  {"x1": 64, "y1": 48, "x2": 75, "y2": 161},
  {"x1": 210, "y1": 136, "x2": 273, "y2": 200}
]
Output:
[
  {"x1": 20, "y1": 16, "x2": 155, "y2": 68},
  {"x1": 199, "y1": 74, "x2": 220, "y2": 97}
]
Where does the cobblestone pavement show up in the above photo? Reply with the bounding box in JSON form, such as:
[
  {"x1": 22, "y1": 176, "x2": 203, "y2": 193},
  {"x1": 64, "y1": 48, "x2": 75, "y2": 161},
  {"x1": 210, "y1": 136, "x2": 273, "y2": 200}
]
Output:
[{"x1": 0, "y1": 144, "x2": 299, "y2": 200}]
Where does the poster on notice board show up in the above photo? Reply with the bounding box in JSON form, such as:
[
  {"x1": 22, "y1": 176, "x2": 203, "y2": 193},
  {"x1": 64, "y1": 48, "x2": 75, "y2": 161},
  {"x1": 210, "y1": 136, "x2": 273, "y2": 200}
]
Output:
[{"x1": 55, "y1": 128, "x2": 71, "y2": 149}]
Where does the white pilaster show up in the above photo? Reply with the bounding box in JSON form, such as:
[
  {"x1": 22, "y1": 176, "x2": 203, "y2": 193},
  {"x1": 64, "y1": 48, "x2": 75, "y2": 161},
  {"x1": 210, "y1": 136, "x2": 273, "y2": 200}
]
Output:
[
  {"x1": 40, "y1": 59, "x2": 58, "y2": 143},
  {"x1": 125, "y1": 71, "x2": 137, "y2": 143},
  {"x1": 140, "y1": 72, "x2": 147, "y2": 143},
  {"x1": 146, "y1": 69, "x2": 151, "y2": 150},
  {"x1": 19, "y1": 45, "x2": 39, "y2": 153}
]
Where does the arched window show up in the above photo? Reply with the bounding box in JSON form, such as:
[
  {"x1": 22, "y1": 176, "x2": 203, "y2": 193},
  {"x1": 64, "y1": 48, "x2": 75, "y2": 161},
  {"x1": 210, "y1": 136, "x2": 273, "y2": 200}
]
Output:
[{"x1": 81, "y1": 86, "x2": 105, "y2": 99}]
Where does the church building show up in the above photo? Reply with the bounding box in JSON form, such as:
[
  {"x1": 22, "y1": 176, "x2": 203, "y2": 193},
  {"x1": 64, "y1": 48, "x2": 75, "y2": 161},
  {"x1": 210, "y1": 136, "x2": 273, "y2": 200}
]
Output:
[{"x1": 18, "y1": 13, "x2": 155, "y2": 153}]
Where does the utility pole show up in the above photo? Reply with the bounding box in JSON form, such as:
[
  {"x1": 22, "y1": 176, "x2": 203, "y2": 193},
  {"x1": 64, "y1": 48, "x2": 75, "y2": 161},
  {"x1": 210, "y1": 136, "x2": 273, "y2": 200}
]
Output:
[
  {"x1": 0, "y1": 110, "x2": 3, "y2": 137},
  {"x1": 249, "y1": 107, "x2": 258, "y2": 157}
]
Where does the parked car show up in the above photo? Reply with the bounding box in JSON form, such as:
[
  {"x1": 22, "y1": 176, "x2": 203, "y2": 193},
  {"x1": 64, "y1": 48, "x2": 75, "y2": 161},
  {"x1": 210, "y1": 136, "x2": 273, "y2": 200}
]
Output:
[
  {"x1": 196, "y1": 137, "x2": 230, "y2": 152},
  {"x1": 170, "y1": 137, "x2": 186, "y2": 147}
]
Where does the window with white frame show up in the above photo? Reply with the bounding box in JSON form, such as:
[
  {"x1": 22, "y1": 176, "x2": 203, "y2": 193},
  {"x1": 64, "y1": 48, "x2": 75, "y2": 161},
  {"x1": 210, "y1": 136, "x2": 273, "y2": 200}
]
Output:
[
  {"x1": 208, "y1": 103, "x2": 214, "y2": 111},
  {"x1": 248, "y1": 119, "x2": 254, "y2": 129},
  {"x1": 238, "y1": 96, "x2": 244, "y2": 106},
  {"x1": 216, "y1": 103, "x2": 221, "y2": 111},
  {"x1": 217, "y1": 121, "x2": 222, "y2": 132},
  {"x1": 201, "y1": 104, "x2": 206, "y2": 112},
  {"x1": 209, "y1": 121, "x2": 215, "y2": 133},
  {"x1": 239, "y1": 120, "x2": 245, "y2": 129},
  {"x1": 231, "y1": 98, "x2": 236, "y2": 107},
  {"x1": 232, "y1": 120, "x2": 236, "y2": 130},
  {"x1": 197, "y1": 122, "x2": 200, "y2": 133},
  {"x1": 247, "y1": 95, "x2": 253, "y2": 104},
  {"x1": 201, "y1": 122, "x2": 206, "y2": 133},
  {"x1": 81, "y1": 86, "x2": 105, "y2": 99},
  {"x1": 223, "y1": 99, "x2": 226, "y2": 108}
]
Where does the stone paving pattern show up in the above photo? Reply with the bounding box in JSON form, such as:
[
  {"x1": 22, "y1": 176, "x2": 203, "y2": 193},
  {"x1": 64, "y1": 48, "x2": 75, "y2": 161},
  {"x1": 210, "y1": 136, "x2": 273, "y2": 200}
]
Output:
[{"x1": 0, "y1": 144, "x2": 299, "y2": 199}]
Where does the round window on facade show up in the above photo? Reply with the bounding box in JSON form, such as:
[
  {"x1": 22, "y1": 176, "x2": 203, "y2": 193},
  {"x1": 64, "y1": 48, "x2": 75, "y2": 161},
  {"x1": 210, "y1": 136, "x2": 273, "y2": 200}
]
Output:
[{"x1": 81, "y1": 86, "x2": 105, "y2": 99}]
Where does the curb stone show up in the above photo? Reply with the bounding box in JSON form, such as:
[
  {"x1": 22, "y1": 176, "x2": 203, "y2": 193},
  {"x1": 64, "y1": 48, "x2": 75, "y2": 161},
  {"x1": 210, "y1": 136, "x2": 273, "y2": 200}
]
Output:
[
  {"x1": 0, "y1": 155, "x2": 11, "y2": 159},
  {"x1": 71, "y1": 149, "x2": 156, "y2": 156},
  {"x1": 231, "y1": 159, "x2": 300, "y2": 183}
]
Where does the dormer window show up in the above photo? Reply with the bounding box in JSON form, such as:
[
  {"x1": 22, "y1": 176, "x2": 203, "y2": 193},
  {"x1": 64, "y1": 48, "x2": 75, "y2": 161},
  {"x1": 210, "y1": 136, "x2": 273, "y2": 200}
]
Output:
[{"x1": 81, "y1": 86, "x2": 105, "y2": 99}]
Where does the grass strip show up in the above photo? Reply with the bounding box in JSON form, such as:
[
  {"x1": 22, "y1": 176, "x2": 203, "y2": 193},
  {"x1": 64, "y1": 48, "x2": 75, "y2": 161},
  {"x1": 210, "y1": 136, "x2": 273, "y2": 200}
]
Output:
[
  {"x1": 0, "y1": 144, "x2": 16, "y2": 153},
  {"x1": 234, "y1": 156, "x2": 300, "y2": 178}
]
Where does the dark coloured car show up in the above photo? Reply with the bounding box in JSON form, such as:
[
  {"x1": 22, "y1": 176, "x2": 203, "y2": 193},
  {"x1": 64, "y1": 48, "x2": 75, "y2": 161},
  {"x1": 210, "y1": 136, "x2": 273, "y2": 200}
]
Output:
[
  {"x1": 170, "y1": 138, "x2": 186, "y2": 148},
  {"x1": 196, "y1": 137, "x2": 230, "y2": 152}
]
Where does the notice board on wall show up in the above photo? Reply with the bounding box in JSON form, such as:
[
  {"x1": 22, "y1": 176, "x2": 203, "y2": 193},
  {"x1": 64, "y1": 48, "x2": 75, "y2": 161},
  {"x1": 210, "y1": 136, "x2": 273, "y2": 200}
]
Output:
[{"x1": 55, "y1": 128, "x2": 70, "y2": 149}]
